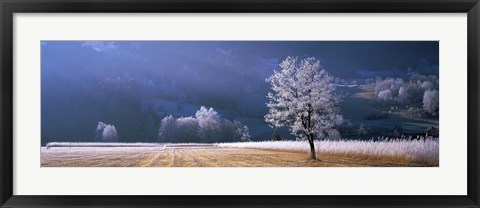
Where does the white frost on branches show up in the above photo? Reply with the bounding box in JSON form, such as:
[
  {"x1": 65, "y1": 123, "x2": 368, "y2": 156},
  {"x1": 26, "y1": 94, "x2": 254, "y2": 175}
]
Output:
[
  {"x1": 373, "y1": 75, "x2": 439, "y2": 113},
  {"x1": 374, "y1": 78, "x2": 404, "y2": 98},
  {"x1": 195, "y1": 106, "x2": 221, "y2": 142},
  {"x1": 96, "y1": 122, "x2": 118, "y2": 142},
  {"x1": 195, "y1": 106, "x2": 221, "y2": 130},
  {"x1": 265, "y1": 56, "x2": 343, "y2": 144},
  {"x1": 158, "y1": 106, "x2": 251, "y2": 143},
  {"x1": 95, "y1": 122, "x2": 107, "y2": 141},
  {"x1": 238, "y1": 125, "x2": 251, "y2": 141},
  {"x1": 378, "y1": 89, "x2": 393, "y2": 101},
  {"x1": 423, "y1": 89, "x2": 439, "y2": 115},
  {"x1": 158, "y1": 115, "x2": 176, "y2": 141}
]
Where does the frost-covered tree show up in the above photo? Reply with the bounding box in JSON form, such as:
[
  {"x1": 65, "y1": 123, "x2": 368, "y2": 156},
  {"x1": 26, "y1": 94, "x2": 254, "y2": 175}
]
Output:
[
  {"x1": 374, "y1": 78, "x2": 404, "y2": 97},
  {"x1": 101, "y1": 124, "x2": 118, "y2": 142},
  {"x1": 158, "y1": 115, "x2": 176, "y2": 142},
  {"x1": 158, "y1": 115, "x2": 201, "y2": 143},
  {"x1": 95, "y1": 122, "x2": 107, "y2": 141},
  {"x1": 397, "y1": 86, "x2": 408, "y2": 103},
  {"x1": 195, "y1": 106, "x2": 221, "y2": 142},
  {"x1": 420, "y1": 81, "x2": 434, "y2": 90},
  {"x1": 405, "y1": 83, "x2": 424, "y2": 105},
  {"x1": 175, "y1": 116, "x2": 200, "y2": 142},
  {"x1": 423, "y1": 89, "x2": 439, "y2": 115},
  {"x1": 157, "y1": 107, "x2": 250, "y2": 143},
  {"x1": 96, "y1": 122, "x2": 118, "y2": 142},
  {"x1": 195, "y1": 106, "x2": 220, "y2": 126},
  {"x1": 238, "y1": 125, "x2": 251, "y2": 141},
  {"x1": 378, "y1": 89, "x2": 393, "y2": 101},
  {"x1": 218, "y1": 120, "x2": 242, "y2": 142},
  {"x1": 373, "y1": 75, "x2": 439, "y2": 108},
  {"x1": 265, "y1": 56, "x2": 343, "y2": 160}
]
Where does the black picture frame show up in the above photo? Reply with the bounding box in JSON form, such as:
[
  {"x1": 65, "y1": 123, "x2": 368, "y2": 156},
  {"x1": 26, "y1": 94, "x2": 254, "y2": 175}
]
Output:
[{"x1": 1, "y1": 0, "x2": 479, "y2": 207}]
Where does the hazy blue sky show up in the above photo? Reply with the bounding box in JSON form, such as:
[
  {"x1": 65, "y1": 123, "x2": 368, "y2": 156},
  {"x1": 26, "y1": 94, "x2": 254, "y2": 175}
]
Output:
[{"x1": 41, "y1": 41, "x2": 439, "y2": 143}]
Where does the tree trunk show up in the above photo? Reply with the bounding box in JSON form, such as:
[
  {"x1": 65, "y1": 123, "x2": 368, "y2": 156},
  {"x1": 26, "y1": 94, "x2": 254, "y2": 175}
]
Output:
[{"x1": 308, "y1": 133, "x2": 316, "y2": 160}]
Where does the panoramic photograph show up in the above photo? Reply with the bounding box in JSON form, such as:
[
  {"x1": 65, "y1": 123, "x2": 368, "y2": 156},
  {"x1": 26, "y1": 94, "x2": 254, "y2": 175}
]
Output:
[{"x1": 41, "y1": 41, "x2": 439, "y2": 167}]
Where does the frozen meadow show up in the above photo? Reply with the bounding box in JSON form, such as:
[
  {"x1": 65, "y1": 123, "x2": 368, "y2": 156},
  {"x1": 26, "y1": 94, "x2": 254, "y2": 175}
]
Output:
[
  {"x1": 43, "y1": 138, "x2": 439, "y2": 167},
  {"x1": 217, "y1": 138, "x2": 439, "y2": 165}
]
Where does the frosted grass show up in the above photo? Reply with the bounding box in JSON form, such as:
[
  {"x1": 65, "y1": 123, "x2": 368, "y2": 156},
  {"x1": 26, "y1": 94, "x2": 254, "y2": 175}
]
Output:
[{"x1": 218, "y1": 138, "x2": 439, "y2": 163}]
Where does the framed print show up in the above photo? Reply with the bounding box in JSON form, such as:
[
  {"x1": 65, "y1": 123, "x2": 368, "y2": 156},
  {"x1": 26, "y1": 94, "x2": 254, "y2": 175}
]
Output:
[{"x1": 1, "y1": 0, "x2": 479, "y2": 207}]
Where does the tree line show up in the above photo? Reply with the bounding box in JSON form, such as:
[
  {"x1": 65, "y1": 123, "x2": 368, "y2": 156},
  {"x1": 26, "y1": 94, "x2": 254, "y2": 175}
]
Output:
[{"x1": 158, "y1": 106, "x2": 251, "y2": 143}]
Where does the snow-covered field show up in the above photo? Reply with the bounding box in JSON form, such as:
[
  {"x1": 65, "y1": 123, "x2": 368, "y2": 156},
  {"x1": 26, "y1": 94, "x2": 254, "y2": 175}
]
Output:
[{"x1": 217, "y1": 138, "x2": 439, "y2": 164}]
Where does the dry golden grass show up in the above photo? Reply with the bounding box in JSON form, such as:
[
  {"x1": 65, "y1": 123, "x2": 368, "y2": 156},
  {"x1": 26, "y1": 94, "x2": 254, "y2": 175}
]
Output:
[{"x1": 41, "y1": 146, "x2": 436, "y2": 167}]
